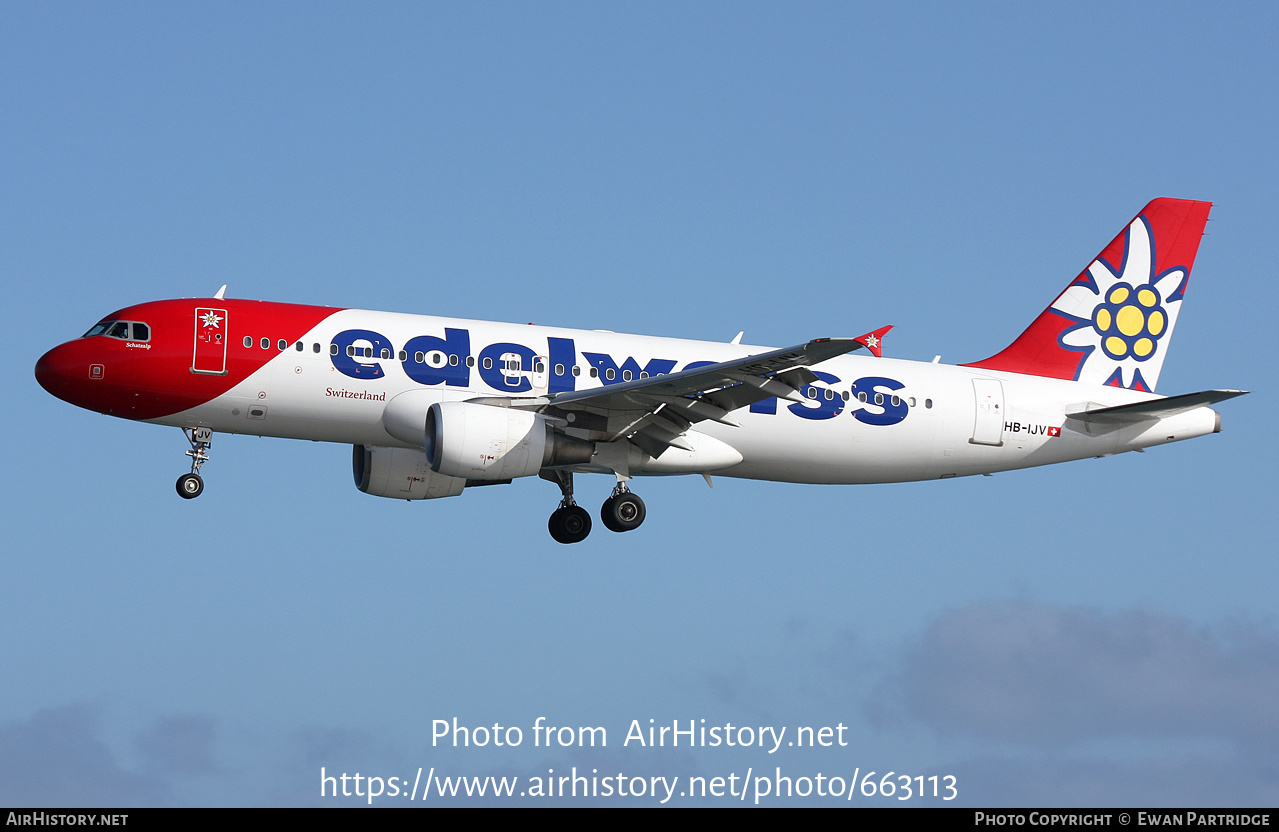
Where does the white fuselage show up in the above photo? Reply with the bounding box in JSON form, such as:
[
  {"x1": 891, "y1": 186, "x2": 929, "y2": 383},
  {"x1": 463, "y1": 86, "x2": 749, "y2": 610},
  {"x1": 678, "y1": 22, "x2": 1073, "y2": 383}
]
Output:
[{"x1": 152, "y1": 309, "x2": 1219, "y2": 485}]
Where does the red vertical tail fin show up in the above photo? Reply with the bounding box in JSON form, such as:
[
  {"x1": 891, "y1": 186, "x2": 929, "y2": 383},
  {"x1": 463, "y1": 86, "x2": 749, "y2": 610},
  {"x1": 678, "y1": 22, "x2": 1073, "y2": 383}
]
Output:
[{"x1": 964, "y1": 198, "x2": 1212, "y2": 392}]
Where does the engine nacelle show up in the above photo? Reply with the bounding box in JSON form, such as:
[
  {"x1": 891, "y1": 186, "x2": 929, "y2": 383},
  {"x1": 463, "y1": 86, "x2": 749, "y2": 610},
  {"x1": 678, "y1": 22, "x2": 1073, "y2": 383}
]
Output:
[
  {"x1": 425, "y1": 400, "x2": 593, "y2": 480},
  {"x1": 352, "y1": 444, "x2": 466, "y2": 500}
]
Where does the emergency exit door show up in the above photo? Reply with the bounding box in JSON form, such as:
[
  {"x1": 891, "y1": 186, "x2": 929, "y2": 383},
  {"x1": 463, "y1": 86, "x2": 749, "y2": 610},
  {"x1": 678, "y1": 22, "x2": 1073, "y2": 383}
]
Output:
[{"x1": 970, "y1": 378, "x2": 1005, "y2": 446}]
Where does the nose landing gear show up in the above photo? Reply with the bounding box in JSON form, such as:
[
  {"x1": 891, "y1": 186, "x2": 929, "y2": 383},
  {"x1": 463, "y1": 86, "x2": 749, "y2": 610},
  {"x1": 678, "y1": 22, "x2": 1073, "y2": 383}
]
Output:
[{"x1": 176, "y1": 427, "x2": 213, "y2": 500}]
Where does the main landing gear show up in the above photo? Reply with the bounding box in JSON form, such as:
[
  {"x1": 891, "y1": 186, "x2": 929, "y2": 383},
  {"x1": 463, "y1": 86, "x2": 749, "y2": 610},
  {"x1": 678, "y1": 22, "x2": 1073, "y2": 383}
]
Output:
[
  {"x1": 601, "y1": 482, "x2": 645, "y2": 533},
  {"x1": 545, "y1": 470, "x2": 592, "y2": 544},
  {"x1": 176, "y1": 427, "x2": 213, "y2": 499},
  {"x1": 542, "y1": 472, "x2": 647, "y2": 544}
]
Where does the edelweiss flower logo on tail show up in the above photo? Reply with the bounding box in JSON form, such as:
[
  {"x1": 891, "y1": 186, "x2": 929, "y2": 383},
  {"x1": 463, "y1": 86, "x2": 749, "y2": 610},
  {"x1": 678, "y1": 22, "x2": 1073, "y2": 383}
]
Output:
[{"x1": 1052, "y1": 215, "x2": 1187, "y2": 392}]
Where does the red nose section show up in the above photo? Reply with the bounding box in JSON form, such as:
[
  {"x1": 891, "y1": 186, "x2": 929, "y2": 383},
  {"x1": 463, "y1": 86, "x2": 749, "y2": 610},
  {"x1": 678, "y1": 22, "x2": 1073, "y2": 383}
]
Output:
[
  {"x1": 38, "y1": 298, "x2": 344, "y2": 421},
  {"x1": 37, "y1": 335, "x2": 204, "y2": 419},
  {"x1": 36, "y1": 340, "x2": 106, "y2": 412},
  {"x1": 35, "y1": 338, "x2": 158, "y2": 417},
  {"x1": 37, "y1": 331, "x2": 242, "y2": 420}
]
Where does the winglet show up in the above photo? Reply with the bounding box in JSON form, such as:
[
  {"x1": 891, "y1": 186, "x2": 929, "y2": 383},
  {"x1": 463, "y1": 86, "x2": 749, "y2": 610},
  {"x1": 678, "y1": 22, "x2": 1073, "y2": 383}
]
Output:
[
  {"x1": 853, "y1": 325, "x2": 892, "y2": 358},
  {"x1": 213, "y1": 284, "x2": 227, "y2": 300}
]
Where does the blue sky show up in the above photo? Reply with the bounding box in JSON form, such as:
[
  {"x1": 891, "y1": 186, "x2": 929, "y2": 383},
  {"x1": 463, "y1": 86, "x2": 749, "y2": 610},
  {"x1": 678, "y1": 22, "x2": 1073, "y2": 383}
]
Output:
[{"x1": 3, "y1": 2, "x2": 1276, "y2": 806}]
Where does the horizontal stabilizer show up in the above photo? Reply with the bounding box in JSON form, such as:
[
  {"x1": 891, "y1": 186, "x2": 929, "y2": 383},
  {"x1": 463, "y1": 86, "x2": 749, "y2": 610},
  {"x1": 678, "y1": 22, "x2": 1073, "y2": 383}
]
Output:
[{"x1": 1067, "y1": 389, "x2": 1248, "y2": 425}]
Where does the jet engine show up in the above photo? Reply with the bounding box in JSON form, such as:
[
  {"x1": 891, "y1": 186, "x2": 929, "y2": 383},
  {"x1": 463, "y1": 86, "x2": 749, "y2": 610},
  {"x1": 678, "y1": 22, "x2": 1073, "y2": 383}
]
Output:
[
  {"x1": 424, "y1": 400, "x2": 593, "y2": 480},
  {"x1": 352, "y1": 444, "x2": 466, "y2": 500}
]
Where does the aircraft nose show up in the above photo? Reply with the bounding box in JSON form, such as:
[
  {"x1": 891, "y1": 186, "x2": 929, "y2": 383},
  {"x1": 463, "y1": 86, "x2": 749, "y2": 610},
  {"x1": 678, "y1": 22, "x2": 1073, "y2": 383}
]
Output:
[
  {"x1": 35, "y1": 341, "x2": 99, "y2": 407},
  {"x1": 36, "y1": 343, "x2": 69, "y2": 395}
]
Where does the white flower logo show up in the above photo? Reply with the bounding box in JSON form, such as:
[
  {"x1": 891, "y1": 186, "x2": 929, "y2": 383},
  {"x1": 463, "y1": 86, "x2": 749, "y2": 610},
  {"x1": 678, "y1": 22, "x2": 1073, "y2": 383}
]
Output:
[
  {"x1": 1053, "y1": 216, "x2": 1187, "y2": 390},
  {"x1": 200, "y1": 311, "x2": 223, "y2": 329}
]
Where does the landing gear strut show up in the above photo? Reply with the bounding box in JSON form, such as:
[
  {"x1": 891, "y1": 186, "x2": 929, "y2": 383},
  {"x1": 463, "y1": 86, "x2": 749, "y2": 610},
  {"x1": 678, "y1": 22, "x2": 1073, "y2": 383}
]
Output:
[
  {"x1": 601, "y1": 481, "x2": 646, "y2": 533},
  {"x1": 176, "y1": 427, "x2": 213, "y2": 499},
  {"x1": 544, "y1": 470, "x2": 591, "y2": 544}
]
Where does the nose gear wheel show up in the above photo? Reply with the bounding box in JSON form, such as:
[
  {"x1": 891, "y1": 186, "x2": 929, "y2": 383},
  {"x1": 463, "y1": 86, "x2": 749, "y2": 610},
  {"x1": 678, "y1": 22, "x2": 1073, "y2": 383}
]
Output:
[{"x1": 177, "y1": 427, "x2": 213, "y2": 499}]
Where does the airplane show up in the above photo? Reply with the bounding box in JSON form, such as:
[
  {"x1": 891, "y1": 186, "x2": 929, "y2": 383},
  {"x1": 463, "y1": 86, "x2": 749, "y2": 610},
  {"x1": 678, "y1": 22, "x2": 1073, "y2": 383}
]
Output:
[{"x1": 35, "y1": 198, "x2": 1246, "y2": 543}]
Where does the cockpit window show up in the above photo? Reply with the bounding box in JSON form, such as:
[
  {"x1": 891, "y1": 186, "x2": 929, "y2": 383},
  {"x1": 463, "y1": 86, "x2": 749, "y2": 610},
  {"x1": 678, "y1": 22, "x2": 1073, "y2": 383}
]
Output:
[{"x1": 83, "y1": 320, "x2": 151, "y2": 342}]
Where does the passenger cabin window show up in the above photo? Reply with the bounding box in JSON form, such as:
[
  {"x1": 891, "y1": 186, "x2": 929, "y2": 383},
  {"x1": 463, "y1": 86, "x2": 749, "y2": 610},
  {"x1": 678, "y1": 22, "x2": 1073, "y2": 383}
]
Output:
[{"x1": 244, "y1": 336, "x2": 253, "y2": 348}]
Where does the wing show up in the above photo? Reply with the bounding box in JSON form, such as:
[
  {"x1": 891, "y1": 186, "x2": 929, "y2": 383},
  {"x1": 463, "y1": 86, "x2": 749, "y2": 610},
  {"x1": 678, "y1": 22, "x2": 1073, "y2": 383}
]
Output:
[{"x1": 472, "y1": 334, "x2": 883, "y2": 459}]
